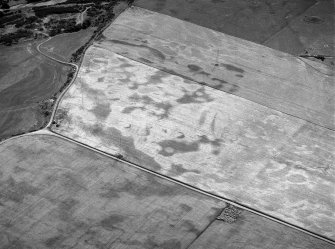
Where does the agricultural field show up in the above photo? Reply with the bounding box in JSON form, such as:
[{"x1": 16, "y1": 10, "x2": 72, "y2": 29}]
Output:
[
  {"x1": 0, "y1": 1, "x2": 334, "y2": 247},
  {"x1": 0, "y1": 40, "x2": 71, "y2": 140},
  {"x1": 101, "y1": 7, "x2": 334, "y2": 130},
  {"x1": 52, "y1": 37, "x2": 334, "y2": 238},
  {"x1": 0, "y1": 134, "x2": 332, "y2": 248},
  {"x1": 39, "y1": 27, "x2": 95, "y2": 62},
  {"x1": 134, "y1": 0, "x2": 333, "y2": 67},
  {"x1": 264, "y1": 0, "x2": 335, "y2": 68},
  {"x1": 134, "y1": 0, "x2": 315, "y2": 44},
  {"x1": 0, "y1": 0, "x2": 132, "y2": 140}
]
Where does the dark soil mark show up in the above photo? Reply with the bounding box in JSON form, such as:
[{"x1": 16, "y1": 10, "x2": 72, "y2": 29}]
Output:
[
  {"x1": 58, "y1": 197, "x2": 79, "y2": 221},
  {"x1": 45, "y1": 236, "x2": 63, "y2": 248},
  {"x1": 220, "y1": 63, "x2": 245, "y2": 74},
  {"x1": 210, "y1": 114, "x2": 217, "y2": 132},
  {"x1": 87, "y1": 124, "x2": 162, "y2": 171},
  {"x1": 165, "y1": 68, "x2": 196, "y2": 82},
  {"x1": 176, "y1": 87, "x2": 214, "y2": 104},
  {"x1": 100, "y1": 184, "x2": 122, "y2": 199},
  {"x1": 149, "y1": 70, "x2": 170, "y2": 82},
  {"x1": 211, "y1": 77, "x2": 228, "y2": 86},
  {"x1": 198, "y1": 71, "x2": 211, "y2": 77},
  {"x1": 158, "y1": 135, "x2": 222, "y2": 156},
  {"x1": 181, "y1": 220, "x2": 201, "y2": 234},
  {"x1": 187, "y1": 64, "x2": 202, "y2": 72},
  {"x1": 89, "y1": 102, "x2": 111, "y2": 120},
  {"x1": 303, "y1": 16, "x2": 324, "y2": 24},
  {"x1": 139, "y1": 57, "x2": 153, "y2": 64},
  {"x1": 99, "y1": 172, "x2": 180, "y2": 200},
  {"x1": 158, "y1": 140, "x2": 199, "y2": 156},
  {"x1": 199, "y1": 135, "x2": 222, "y2": 147},
  {"x1": 92, "y1": 59, "x2": 108, "y2": 65},
  {"x1": 176, "y1": 132, "x2": 185, "y2": 139},
  {"x1": 228, "y1": 84, "x2": 240, "y2": 93},
  {"x1": 199, "y1": 111, "x2": 207, "y2": 125},
  {"x1": 127, "y1": 93, "x2": 172, "y2": 119},
  {"x1": 120, "y1": 62, "x2": 135, "y2": 68},
  {"x1": 81, "y1": 82, "x2": 106, "y2": 98},
  {"x1": 100, "y1": 214, "x2": 125, "y2": 230},
  {"x1": 0, "y1": 177, "x2": 40, "y2": 203},
  {"x1": 187, "y1": 64, "x2": 210, "y2": 77},
  {"x1": 168, "y1": 163, "x2": 201, "y2": 177},
  {"x1": 122, "y1": 106, "x2": 146, "y2": 114},
  {"x1": 141, "y1": 237, "x2": 182, "y2": 249},
  {"x1": 60, "y1": 172, "x2": 87, "y2": 193},
  {"x1": 110, "y1": 39, "x2": 166, "y2": 60},
  {"x1": 180, "y1": 203, "x2": 192, "y2": 212}
]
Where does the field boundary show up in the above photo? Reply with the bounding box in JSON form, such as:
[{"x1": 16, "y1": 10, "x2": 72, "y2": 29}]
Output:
[
  {"x1": 1, "y1": 4, "x2": 334, "y2": 244},
  {"x1": 44, "y1": 4, "x2": 132, "y2": 129},
  {"x1": 8, "y1": 130, "x2": 332, "y2": 246},
  {"x1": 0, "y1": 4, "x2": 133, "y2": 144},
  {"x1": 37, "y1": 36, "x2": 79, "y2": 128}
]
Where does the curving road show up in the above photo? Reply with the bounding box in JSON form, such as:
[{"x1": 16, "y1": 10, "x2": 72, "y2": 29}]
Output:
[
  {"x1": 36, "y1": 36, "x2": 80, "y2": 128},
  {"x1": 0, "y1": 36, "x2": 79, "y2": 145}
]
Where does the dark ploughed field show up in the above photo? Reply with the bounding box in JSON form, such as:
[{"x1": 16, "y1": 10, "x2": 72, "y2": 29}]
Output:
[
  {"x1": 0, "y1": 41, "x2": 71, "y2": 140},
  {"x1": 135, "y1": 0, "x2": 334, "y2": 67}
]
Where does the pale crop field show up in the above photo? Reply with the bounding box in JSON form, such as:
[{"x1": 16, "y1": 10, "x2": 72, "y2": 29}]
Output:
[{"x1": 53, "y1": 43, "x2": 334, "y2": 239}]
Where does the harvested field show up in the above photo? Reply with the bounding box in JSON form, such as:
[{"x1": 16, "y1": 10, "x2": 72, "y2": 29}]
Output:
[
  {"x1": 39, "y1": 28, "x2": 96, "y2": 62},
  {"x1": 0, "y1": 41, "x2": 71, "y2": 140},
  {"x1": 0, "y1": 134, "x2": 332, "y2": 248},
  {"x1": 265, "y1": 0, "x2": 335, "y2": 68},
  {"x1": 134, "y1": 0, "x2": 315, "y2": 44},
  {"x1": 52, "y1": 45, "x2": 335, "y2": 239},
  {"x1": 101, "y1": 7, "x2": 334, "y2": 130}
]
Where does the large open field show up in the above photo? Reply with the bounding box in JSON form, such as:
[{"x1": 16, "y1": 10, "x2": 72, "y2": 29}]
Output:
[
  {"x1": 0, "y1": 134, "x2": 332, "y2": 248},
  {"x1": 101, "y1": 7, "x2": 334, "y2": 130},
  {"x1": 39, "y1": 28, "x2": 96, "y2": 62},
  {"x1": 52, "y1": 40, "x2": 334, "y2": 238},
  {"x1": 0, "y1": 41, "x2": 71, "y2": 140},
  {"x1": 0, "y1": 2, "x2": 333, "y2": 247},
  {"x1": 264, "y1": 0, "x2": 335, "y2": 68},
  {"x1": 134, "y1": 0, "x2": 315, "y2": 44},
  {"x1": 134, "y1": 0, "x2": 333, "y2": 68}
]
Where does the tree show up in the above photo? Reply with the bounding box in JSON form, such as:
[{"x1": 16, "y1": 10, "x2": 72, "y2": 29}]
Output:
[{"x1": 1, "y1": 2, "x2": 10, "y2": 9}]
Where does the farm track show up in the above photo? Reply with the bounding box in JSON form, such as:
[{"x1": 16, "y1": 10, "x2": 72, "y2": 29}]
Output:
[
  {"x1": 1, "y1": 3, "x2": 125, "y2": 144},
  {"x1": 37, "y1": 36, "x2": 79, "y2": 128},
  {"x1": 0, "y1": 10, "x2": 334, "y2": 246}
]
